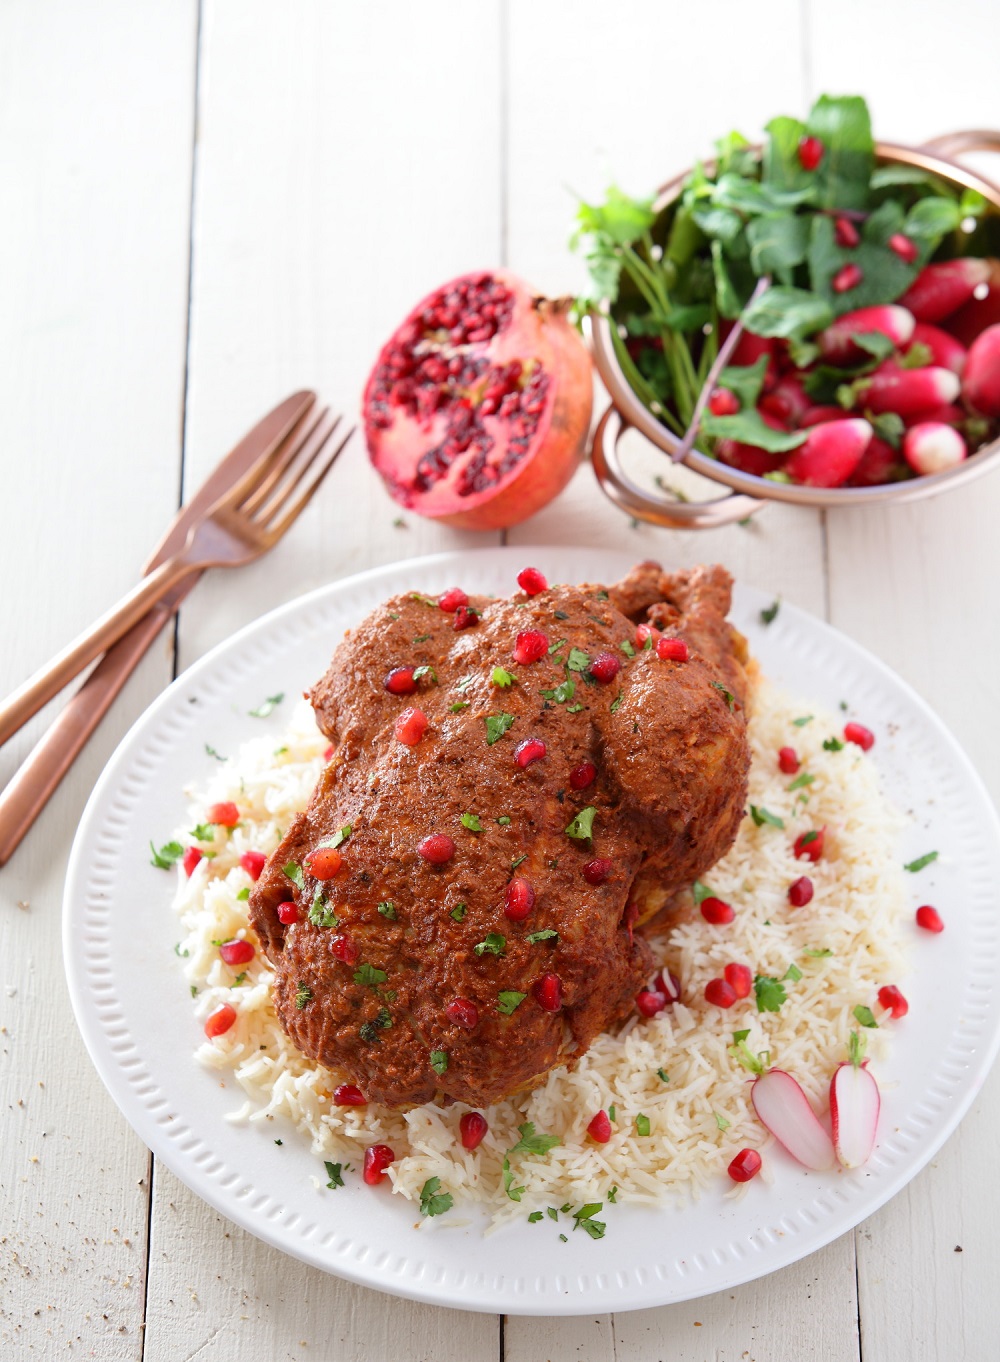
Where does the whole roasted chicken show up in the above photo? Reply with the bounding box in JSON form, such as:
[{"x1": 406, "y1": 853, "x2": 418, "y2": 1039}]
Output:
[{"x1": 249, "y1": 562, "x2": 751, "y2": 1108}]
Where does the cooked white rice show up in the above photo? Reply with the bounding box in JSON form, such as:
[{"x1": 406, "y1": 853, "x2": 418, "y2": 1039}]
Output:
[{"x1": 171, "y1": 678, "x2": 907, "y2": 1225}]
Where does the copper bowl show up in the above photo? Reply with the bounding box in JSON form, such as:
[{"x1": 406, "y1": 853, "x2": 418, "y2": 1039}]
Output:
[{"x1": 589, "y1": 130, "x2": 1000, "y2": 529}]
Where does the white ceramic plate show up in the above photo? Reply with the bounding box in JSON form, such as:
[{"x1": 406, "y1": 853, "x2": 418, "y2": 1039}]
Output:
[{"x1": 64, "y1": 547, "x2": 1000, "y2": 1315}]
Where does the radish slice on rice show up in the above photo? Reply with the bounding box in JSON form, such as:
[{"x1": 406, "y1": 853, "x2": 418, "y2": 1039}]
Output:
[
  {"x1": 830, "y1": 1040, "x2": 881, "y2": 1170},
  {"x1": 751, "y1": 1069, "x2": 836, "y2": 1171}
]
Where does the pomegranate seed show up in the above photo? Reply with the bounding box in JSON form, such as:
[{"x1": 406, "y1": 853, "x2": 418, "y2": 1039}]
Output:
[
  {"x1": 204, "y1": 1003, "x2": 237, "y2": 1038},
  {"x1": 656, "y1": 969, "x2": 682, "y2": 1003},
  {"x1": 587, "y1": 1110, "x2": 612, "y2": 1143},
  {"x1": 582, "y1": 858, "x2": 613, "y2": 886},
  {"x1": 916, "y1": 904, "x2": 944, "y2": 933},
  {"x1": 635, "y1": 989, "x2": 667, "y2": 1018},
  {"x1": 513, "y1": 629, "x2": 549, "y2": 664},
  {"x1": 724, "y1": 962, "x2": 753, "y2": 999},
  {"x1": 778, "y1": 746, "x2": 800, "y2": 775},
  {"x1": 395, "y1": 706, "x2": 429, "y2": 746},
  {"x1": 459, "y1": 1111, "x2": 488, "y2": 1150},
  {"x1": 446, "y1": 997, "x2": 480, "y2": 1029},
  {"x1": 417, "y1": 833, "x2": 455, "y2": 865},
  {"x1": 569, "y1": 762, "x2": 596, "y2": 791},
  {"x1": 844, "y1": 721, "x2": 875, "y2": 751},
  {"x1": 798, "y1": 135, "x2": 824, "y2": 171},
  {"x1": 277, "y1": 900, "x2": 300, "y2": 925},
  {"x1": 889, "y1": 232, "x2": 919, "y2": 264},
  {"x1": 794, "y1": 827, "x2": 826, "y2": 862},
  {"x1": 635, "y1": 622, "x2": 661, "y2": 648},
  {"x1": 240, "y1": 850, "x2": 266, "y2": 881},
  {"x1": 728, "y1": 1148, "x2": 762, "y2": 1183},
  {"x1": 878, "y1": 984, "x2": 909, "y2": 1019},
  {"x1": 384, "y1": 666, "x2": 417, "y2": 695},
  {"x1": 182, "y1": 846, "x2": 203, "y2": 877},
  {"x1": 834, "y1": 216, "x2": 860, "y2": 248},
  {"x1": 453, "y1": 605, "x2": 478, "y2": 631},
  {"x1": 330, "y1": 935, "x2": 360, "y2": 965},
  {"x1": 208, "y1": 801, "x2": 240, "y2": 828},
  {"x1": 514, "y1": 737, "x2": 547, "y2": 769},
  {"x1": 219, "y1": 938, "x2": 254, "y2": 966},
  {"x1": 306, "y1": 846, "x2": 343, "y2": 879},
  {"x1": 533, "y1": 972, "x2": 562, "y2": 1012},
  {"x1": 438, "y1": 587, "x2": 468, "y2": 613},
  {"x1": 589, "y1": 651, "x2": 621, "y2": 684},
  {"x1": 503, "y1": 878, "x2": 535, "y2": 921},
  {"x1": 333, "y1": 1083, "x2": 366, "y2": 1106},
  {"x1": 705, "y1": 978, "x2": 737, "y2": 1008},
  {"x1": 700, "y1": 896, "x2": 735, "y2": 925},
  {"x1": 833, "y1": 263, "x2": 864, "y2": 293},
  {"x1": 324, "y1": 744, "x2": 335, "y2": 760},
  {"x1": 788, "y1": 876, "x2": 814, "y2": 908},
  {"x1": 708, "y1": 388, "x2": 740, "y2": 416},
  {"x1": 517, "y1": 566, "x2": 548, "y2": 596},
  {"x1": 656, "y1": 636, "x2": 689, "y2": 662},
  {"x1": 363, "y1": 1143, "x2": 395, "y2": 1185}
]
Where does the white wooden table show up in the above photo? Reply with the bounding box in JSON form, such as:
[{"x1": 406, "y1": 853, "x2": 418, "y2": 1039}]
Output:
[{"x1": 4, "y1": 3, "x2": 999, "y2": 1356}]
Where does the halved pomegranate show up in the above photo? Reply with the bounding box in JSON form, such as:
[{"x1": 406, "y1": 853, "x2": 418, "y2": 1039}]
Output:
[{"x1": 363, "y1": 271, "x2": 592, "y2": 529}]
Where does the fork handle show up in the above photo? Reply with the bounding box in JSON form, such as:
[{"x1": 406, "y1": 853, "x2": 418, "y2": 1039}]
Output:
[{"x1": 0, "y1": 555, "x2": 192, "y2": 748}]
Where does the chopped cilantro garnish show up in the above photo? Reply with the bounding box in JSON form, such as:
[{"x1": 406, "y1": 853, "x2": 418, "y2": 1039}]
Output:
[
  {"x1": 787, "y1": 772, "x2": 816, "y2": 792},
  {"x1": 205, "y1": 744, "x2": 226, "y2": 761},
  {"x1": 377, "y1": 901, "x2": 397, "y2": 920},
  {"x1": 525, "y1": 929, "x2": 559, "y2": 944},
  {"x1": 460, "y1": 812, "x2": 483, "y2": 832},
  {"x1": 232, "y1": 972, "x2": 247, "y2": 987},
  {"x1": 450, "y1": 902, "x2": 467, "y2": 922},
  {"x1": 248, "y1": 693, "x2": 284, "y2": 718},
  {"x1": 474, "y1": 932, "x2": 506, "y2": 957},
  {"x1": 528, "y1": 1211, "x2": 543, "y2": 1223},
  {"x1": 173, "y1": 942, "x2": 190, "y2": 958},
  {"x1": 283, "y1": 861, "x2": 305, "y2": 890},
  {"x1": 634, "y1": 1114, "x2": 650, "y2": 1137},
  {"x1": 608, "y1": 1104, "x2": 616, "y2": 1121},
  {"x1": 418, "y1": 1176, "x2": 453, "y2": 1217},
  {"x1": 559, "y1": 1233, "x2": 568, "y2": 1242},
  {"x1": 485, "y1": 712, "x2": 515, "y2": 744},
  {"x1": 295, "y1": 983, "x2": 312, "y2": 1009},
  {"x1": 608, "y1": 1185, "x2": 618, "y2": 1203},
  {"x1": 804, "y1": 947, "x2": 833, "y2": 958},
  {"x1": 502, "y1": 1158, "x2": 525, "y2": 1202},
  {"x1": 620, "y1": 640, "x2": 636, "y2": 657},
  {"x1": 546, "y1": 1207, "x2": 559, "y2": 1221},
  {"x1": 553, "y1": 609, "x2": 570, "y2": 620},
  {"x1": 497, "y1": 815, "x2": 512, "y2": 826},
  {"x1": 353, "y1": 962, "x2": 387, "y2": 989},
  {"x1": 610, "y1": 693, "x2": 623, "y2": 713},
  {"x1": 799, "y1": 829, "x2": 819, "y2": 846},
  {"x1": 754, "y1": 974, "x2": 788, "y2": 1013},
  {"x1": 566, "y1": 703, "x2": 585, "y2": 713},
  {"x1": 410, "y1": 592, "x2": 439, "y2": 607},
  {"x1": 714, "y1": 1111, "x2": 730, "y2": 1131},
  {"x1": 573, "y1": 1204, "x2": 606, "y2": 1239},
  {"x1": 429, "y1": 1050, "x2": 448, "y2": 1075},
  {"x1": 509, "y1": 1123, "x2": 560, "y2": 1156},
  {"x1": 733, "y1": 1029, "x2": 751, "y2": 1043},
  {"x1": 783, "y1": 963, "x2": 804, "y2": 982},
  {"x1": 456, "y1": 674, "x2": 475, "y2": 691},
  {"x1": 548, "y1": 638, "x2": 567, "y2": 655},
  {"x1": 308, "y1": 890, "x2": 337, "y2": 928},
  {"x1": 497, "y1": 990, "x2": 526, "y2": 1015},
  {"x1": 823, "y1": 736, "x2": 845, "y2": 751},
  {"x1": 692, "y1": 880, "x2": 715, "y2": 905},
  {"x1": 189, "y1": 984, "x2": 198, "y2": 997},
  {"x1": 492, "y1": 666, "x2": 515, "y2": 688},
  {"x1": 324, "y1": 1160, "x2": 344, "y2": 1189},
  {"x1": 190, "y1": 822, "x2": 215, "y2": 841},
  {"x1": 317, "y1": 825, "x2": 352, "y2": 851},
  {"x1": 413, "y1": 664, "x2": 438, "y2": 685},
  {"x1": 150, "y1": 839, "x2": 184, "y2": 870},
  {"x1": 760, "y1": 598, "x2": 781, "y2": 626},
  {"x1": 904, "y1": 851, "x2": 938, "y2": 873},
  {"x1": 792, "y1": 715, "x2": 814, "y2": 727},
  {"x1": 566, "y1": 647, "x2": 591, "y2": 672},
  {"x1": 565, "y1": 805, "x2": 597, "y2": 841},
  {"x1": 750, "y1": 805, "x2": 785, "y2": 829},
  {"x1": 853, "y1": 1004, "x2": 878, "y2": 1028},
  {"x1": 510, "y1": 853, "x2": 527, "y2": 870},
  {"x1": 450, "y1": 702, "x2": 469, "y2": 712},
  {"x1": 540, "y1": 678, "x2": 576, "y2": 704},
  {"x1": 711, "y1": 680, "x2": 736, "y2": 710}
]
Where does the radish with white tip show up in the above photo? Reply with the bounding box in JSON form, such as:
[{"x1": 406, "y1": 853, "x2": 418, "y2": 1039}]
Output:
[
  {"x1": 962, "y1": 322, "x2": 1000, "y2": 416},
  {"x1": 750, "y1": 1069, "x2": 836, "y2": 1170},
  {"x1": 865, "y1": 363, "x2": 961, "y2": 418},
  {"x1": 829, "y1": 1032, "x2": 881, "y2": 1169},
  {"x1": 817, "y1": 304, "x2": 915, "y2": 364},
  {"x1": 903, "y1": 422, "x2": 968, "y2": 476},
  {"x1": 900, "y1": 258, "x2": 993, "y2": 322}
]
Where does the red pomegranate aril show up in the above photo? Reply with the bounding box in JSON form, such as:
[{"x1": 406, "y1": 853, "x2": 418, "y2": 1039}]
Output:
[
  {"x1": 788, "y1": 876, "x2": 814, "y2": 908},
  {"x1": 330, "y1": 935, "x2": 360, "y2": 965},
  {"x1": 589, "y1": 651, "x2": 621, "y2": 684},
  {"x1": 182, "y1": 846, "x2": 203, "y2": 877},
  {"x1": 798, "y1": 135, "x2": 824, "y2": 170},
  {"x1": 833, "y1": 263, "x2": 864, "y2": 293},
  {"x1": 700, "y1": 896, "x2": 735, "y2": 925},
  {"x1": 728, "y1": 1148, "x2": 763, "y2": 1183},
  {"x1": 708, "y1": 387, "x2": 740, "y2": 416},
  {"x1": 333, "y1": 1083, "x2": 367, "y2": 1106},
  {"x1": 889, "y1": 232, "x2": 919, "y2": 264},
  {"x1": 438, "y1": 587, "x2": 468, "y2": 612},
  {"x1": 517, "y1": 566, "x2": 548, "y2": 596},
  {"x1": 587, "y1": 1109, "x2": 613, "y2": 1143},
  {"x1": 533, "y1": 972, "x2": 562, "y2": 1012},
  {"x1": 418, "y1": 833, "x2": 456, "y2": 865},
  {"x1": 878, "y1": 984, "x2": 909, "y2": 1019},
  {"x1": 384, "y1": 666, "x2": 418, "y2": 696},
  {"x1": 635, "y1": 989, "x2": 667, "y2": 1018},
  {"x1": 446, "y1": 997, "x2": 480, "y2": 1029},
  {"x1": 240, "y1": 850, "x2": 267, "y2": 881},
  {"x1": 705, "y1": 978, "x2": 737, "y2": 1009},
  {"x1": 724, "y1": 962, "x2": 753, "y2": 999},
  {"x1": 844, "y1": 721, "x2": 875, "y2": 751},
  {"x1": 363, "y1": 1143, "x2": 395, "y2": 1186},
  {"x1": 208, "y1": 801, "x2": 240, "y2": 828},
  {"x1": 395, "y1": 706, "x2": 429, "y2": 746},
  {"x1": 635, "y1": 622, "x2": 661, "y2": 649},
  {"x1": 503, "y1": 878, "x2": 535, "y2": 922},
  {"x1": 459, "y1": 1111, "x2": 488, "y2": 1150},
  {"x1": 916, "y1": 904, "x2": 944, "y2": 933},
  {"x1": 277, "y1": 900, "x2": 300, "y2": 925},
  {"x1": 794, "y1": 827, "x2": 826, "y2": 862},
  {"x1": 513, "y1": 629, "x2": 549, "y2": 665},
  {"x1": 453, "y1": 605, "x2": 479, "y2": 631},
  {"x1": 323, "y1": 744, "x2": 335, "y2": 761},
  {"x1": 834, "y1": 216, "x2": 861, "y2": 248},
  {"x1": 306, "y1": 846, "x2": 343, "y2": 879},
  {"x1": 204, "y1": 1003, "x2": 237, "y2": 1039},
  {"x1": 583, "y1": 857, "x2": 613, "y2": 886},
  {"x1": 219, "y1": 938, "x2": 254, "y2": 966},
  {"x1": 569, "y1": 761, "x2": 596, "y2": 791},
  {"x1": 514, "y1": 737, "x2": 547, "y2": 769},
  {"x1": 656, "y1": 636, "x2": 689, "y2": 662},
  {"x1": 778, "y1": 746, "x2": 800, "y2": 775}
]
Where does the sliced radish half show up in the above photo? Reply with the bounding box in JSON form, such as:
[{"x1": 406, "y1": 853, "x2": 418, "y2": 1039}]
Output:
[
  {"x1": 830, "y1": 1062, "x2": 881, "y2": 1169},
  {"x1": 751, "y1": 1069, "x2": 836, "y2": 1171}
]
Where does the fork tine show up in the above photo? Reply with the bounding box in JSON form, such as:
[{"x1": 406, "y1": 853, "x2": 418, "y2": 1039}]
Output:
[
  {"x1": 238, "y1": 403, "x2": 331, "y2": 515},
  {"x1": 207, "y1": 398, "x2": 327, "y2": 516},
  {"x1": 262, "y1": 423, "x2": 354, "y2": 540},
  {"x1": 252, "y1": 408, "x2": 343, "y2": 526}
]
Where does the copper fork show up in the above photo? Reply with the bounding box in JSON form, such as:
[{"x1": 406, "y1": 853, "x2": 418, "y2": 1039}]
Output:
[{"x1": 0, "y1": 405, "x2": 350, "y2": 748}]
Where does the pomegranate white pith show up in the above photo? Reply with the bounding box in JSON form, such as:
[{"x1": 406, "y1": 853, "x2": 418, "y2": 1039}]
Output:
[{"x1": 363, "y1": 270, "x2": 592, "y2": 529}]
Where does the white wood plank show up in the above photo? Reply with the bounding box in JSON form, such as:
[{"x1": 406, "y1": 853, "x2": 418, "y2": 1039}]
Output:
[{"x1": 0, "y1": 0, "x2": 198, "y2": 1356}]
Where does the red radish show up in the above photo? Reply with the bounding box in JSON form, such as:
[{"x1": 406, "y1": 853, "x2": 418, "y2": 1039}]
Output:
[
  {"x1": 799, "y1": 404, "x2": 846, "y2": 428},
  {"x1": 589, "y1": 651, "x2": 621, "y2": 684},
  {"x1": 438, "y1": 587, "x2": 468, "y2": 612},
  {"x1": 794, "y1": 827, "x2": 825, "y2": 862},
  {"x1": 363, "y1": 1143, "x2": 395, "y2": 1185},
  {"x1": 902, "y1": 403, "x2": 964, "y2": 428},
  {"x1": 760, "y1": 375, "x2": 810, "y2": 426},
  {"x1": 219, "y1": 938, "x2": 254, "y2": 966},
  {"x1": 204, "y1": 1003, "x2": 237, "y2": 1038},
  {"x1": 587, "y1": 1109, "x2": 612, "y2": 1143},
  {"x1": 715, "y1": 407, "x2": 790, "y2": 477},
  {"x1": 906, "y1": 322, "x2": 967, "y2": 375},
  {"x1": 635, "y1": 988, "x2": 667, "y2": 1017},
  {"x1": 798, "y1": 136, "x2": 824, "y2": 170},
  {"x1": 208, "y1": 801, "x2": 240, "y2": 828},
  {"x1": 900, "y1": 258, "x2": 992, "y2": 322},
  {"x1": 751, "y1": 1069, "x2": 836, "y2": 1170},
  {"x1": 634, "y1": 622, "x2": 661, "y2": 649},
  {"x1": 865, "y1": 364, "x2": 960, "y2": 418},
  {"x1": 847, "y1": 436, "x2": 901, "y2": 488},
  {"x1": 700, "y1": 895, "x2": 735, "y2": 925},
  {"x1": 306, "y1": 846, "x2": 343, "y2": 879},
  {"x1": 834, "y1": 216, "x2": 860, "y2": 248},
  {"x1": 844, "y1": 721, "x2": 875, "y2": 750},
  {"x1": 817, "y1": 304, "x2": 915, "y2": 365},
  {"x1": 459, "y1": 1111, "x2": 488, "y2": 1150},
  {"x1": 832, "y1": 263, "x2": 863, "y2": 294},
  {"x1": 916, "y1": 905, "x2": 944, "y2": 933},
  {"x1": 503, "y1": 878, "x2": 535, "y2": 921},
  {"x1": 513, "y1": 629, "x2": 548, "y2": 664},
  {"x1": 333, "y1": 1083, "x2": 366, "y2": 1106},
  {"x1": 533, "y1": 972, "x2": 562, "y2": 1011},
  {"x1": 276, "y1": 901, "x2": 299, "y2": 925},
  {"x1": 729, "y1": 330, "x2": 778, "y2": 369},
  {"x1": 516, "y1": 566, "x2": 548, "y2": 595},
  {"x1": 583, "y1": 858, "x2": 613, "y2": 886},
  {"x1": 728, "y1": 1148, "x2": 763, "y2": 1183},
  {"x1": 569, "y1": 762, "x2": 596, "y2": 791},
  {"x1": 446, "y1": 997, "x2": 480, "y2": 1028},
  {"x1": 656, "y1": 636, "x2": 689, "y2": 662},
  {"x1": 394, "y1": 706, "x2": 429, "y2": 745},
  {"x1": 417, "y1": 833, "x2": 455, "y2": 864},
  {"x1": 962, "y1": 322, "x2": 1000, "y2": 416},
  {"x1": 943, "y1": 257, "x2": 1000, "y2": 345},
  {"x1": 724, "y1": 962, "x2": 753, "y2": 999},
  {"x1": 830, "y1": 1044, "x2": 880, "y2": 1169},
  {"x1": 903, "y1": 422, "x2": 967, "y2": 476},
  {"x1": 878, "y1": 984, "x2": 909, "y2": 1019},
  {"x1": 778, "y1": 746, "x2": 799, "y2": 775},
  {"x1": 514, "y1": 737, "x2": 546, "y2": 768},
  {"x1": 240, "y1": 850, "x2": 266, "y2": 881},
  {"x1": 384, "y1": 666, "x2": 418, "y2": 696},
  {"x1": 888, "y1": 233, "x2": 918, "y2": 264},
  {"x1": 709, "y1": 387, "x2": 741, "y2": 416},
  {"x1": 785, "y1": 419, "x2": 872, "y2": 488},
  {"x1": 788, "y1": 876, "x2": 814, "y2": 907},
  {"x1": 704, "y1": 978, "x2": 737, "y2": 1009},
  {"x1": 182, "y1": 846, "x2": 203, "y2": 877}
]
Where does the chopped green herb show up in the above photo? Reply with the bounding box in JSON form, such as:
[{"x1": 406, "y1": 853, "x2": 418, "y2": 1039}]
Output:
[
  {"x1": 608, "y1": 1185, "x2": 618, "y2": 1203},
  {"x1": 620, "y1": 639, "x2": 636, "y2": 657},
  {"x1": 904, "y1": 851, "x2": 938, "y2": 873},
  {"x1": 283, "y1": 861, "x2": 305, "y2": 890},
  {"x1": 760, "y1": 598, "x2": 781, "y2": 626},
  {"x1": 173, "y1": 942, "x2": 190, "y2": 957},
  {"x1": 460, "y1": 812, "x2": 483, "y2": 832},
  {"x1": 150, "y1": 839, "x2": 184, "y2": 870},
  {"x1": 799, "y1": 829, "x2": 819, "y2": 846},
  {"x1": 456, "y1": 674, "x2": 476, "y2": 692},
  {"x1": 232, "y1": 972, "x2": 247, "y2": 987},
  {"x1": 511, "y1": 853, "x2": 528, "y2": 870},
  {"x1": 566, "y1": 703, "x2": 584, "y2": 714},
  {"x1": 410, "y1": 592, "x2": 439, "y2": 607},
  {"x1": 750, "y1": 805, "x2": 785, "y2": 829},
  {"x1": 754, "y1": 974, "x2": 788, "y2": 1013},
  {"x1": 573, "y1": 1204, "x2": 607, "y2": 1239},
  {"x1": 474, "y1": 932, "x2": 506, "y2": 957},
  {"x1": 608, "y1": 1104, "x2": 616, "y2": 1121},
  {"x1": 412, "y1": 633, "x2": 431, "y2": 644},
  {"x1": 392, "y1": 518, "x2": 406, "y2": 530},
  {"x1": 492, "y1": 666, "x2": 515, "y2": 688},
  {"x1": 236, "y1": 887, "x2": 250, "y2": 902},
  {"x1": 823, "y1": 736, "x2": 845, "y2": 751},
  {"x1": 540, "y1": 678, "x2": 577, "y2": 704},
  {"x1": 412, "y1": 665, "x2": 438, "y2": 686},
  {"x1": 783, "y1": 963, "x2": 803, "y2": 982},
  {"x1": 804, "y1": 947, "x2": 833, "y2": 958},
  {"x1": 249, "y1": 693, "x2": 284, "y2": 718},
  {"x1": 853, "y1": 1004, "x2": 878, "y2": 1028},
  {"x1": 559, "y1": 1234, "x2": 568, "y2": 1242},
  {"x1": 528, "y1": 1211, "x2": 544, "y2": 1223},
  {"x1": 497, "y1": 815, "x2": 512, "y2": 826},
  {"x1": 353, "y1": 962, "x2": 388, "y2": 989},
  {"x1": 317, "y1": 825, "x2": 352, "y2": 851},
  {"x1": 295, "y1": 983, "x2": 312, "y2": 1010},
  {"x1": 714, "y1": 1111, "x2": 731, "y2": 1131},
  {"x1": 657, "y1": 1068, "x2": 670, "y2": 1083},
  {"x1": 429, "y1": 1050, "x2": 448, "y2": 1075},
  {"x1": 377, "y1": 901, "x2": 397, "y2": 920},
  {"x1": 840, "y1": 700, "x2": 849, "y2": 712},
  {"x1": 525, "y1": 928, "x2": 559, "y2": 944},
  {"x1": 324, "y1": 1160, "x2": 344, "y2": 1189},
  {"x1": 273, "y1": 746, "x2": 288, "y2": 756},
  {"x1": 190, "y1": 822, "x2": 215, "y2": 841},
  {"x1": 553, "y1": 609, "x2": 570, "y2": 621},
  {"x1": 792, "y1": 715, "x2": 814, "y2": 727},
  {"x1": 635, "y1": 1113, "x2": 651, "y2": 1137},
  {"x1": 595, "y1": 590, "x2": 609, "y2": 600},
  {"x1": 565, "y1": 805, "x2": 597, "y2": 841},
  {"x1": 642, "y1": 632, "x2": 654, "y2": 651},
  {"x1": 485, "y1": 712, "x2": 516, "y2": 744},
  {"x1": 450, "y1": 902, "x2": 467, "y2": 922},
  {"x1": 205, "y1": 744, "x2": 226, "y2": 761},
  {"x1": 509, "y1": 1122, "x2": 561, "y2": 1156},
  {"x1": 610, "y1": 693, "x2": 623, "y2": 713},
  {"x1": 548, "y1": 639, "x2": 568, "y2": 658},
  {"x1": 308, "y1": 890, "x2": 337, "y2": 928},
  {"x1": 418, "y1": 1175, "x2": 454, "y2": 1217},
  {"x1": 787, "y1": 772, "x2": 816, "y2": 792},
  {"x1": 711, "y1": 680, "x2": 736, "y2": 710},
  {"x1": 450, "y1": 701, "x2": 469, "y2": 713},
  {"x1": 692, "y1": 879, "x2": 715, "y2": 905},
  {"x1": 189, "y1": 984, "x2": 198, "y2": 997},
  {"x1": 566, "y1": 647, "x2": 591, "y2": 672},
  {"x1": 502, "y1": 1158, "x2": 525, "y2": 1202},
  {"x1": 498, "y1": 990, "x2": 527, "y2": 1015},
  {"x1": 733, "y1": 1029, "x2": 751, "y2": 1043},
  {"x1": 546, "y1": 1207, "x2": 559, "y2": 1221},
  {"x1": 729, "y1": 1037, "x2": 768, "y2": 1075}
]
